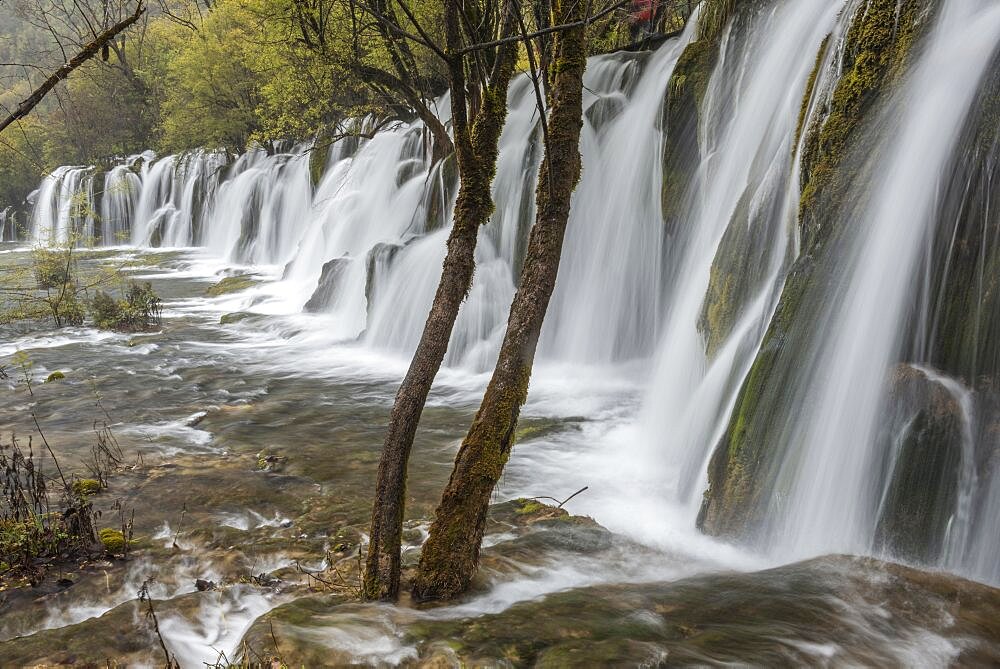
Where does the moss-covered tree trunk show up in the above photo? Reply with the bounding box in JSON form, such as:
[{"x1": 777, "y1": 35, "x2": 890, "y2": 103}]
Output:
[
  {"x1": 362, "y1": 0, "x2": 518, "y2": 602},
  {"x1": 412, "y1": 0, "x2": 587, "y2": 602}
]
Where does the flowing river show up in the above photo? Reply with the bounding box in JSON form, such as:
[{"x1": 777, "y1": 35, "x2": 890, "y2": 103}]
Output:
[{"x1": 3, "y1": 0, "x2": 1000, "y2": 664}]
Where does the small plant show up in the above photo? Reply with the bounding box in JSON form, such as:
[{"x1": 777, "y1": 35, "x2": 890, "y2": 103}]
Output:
[
  {"x1": 0, "y1": 434, "x2": 100, "y2": 584},
  {"x1": 89, "y1": 281, "x2": 162, "y2": 332}
]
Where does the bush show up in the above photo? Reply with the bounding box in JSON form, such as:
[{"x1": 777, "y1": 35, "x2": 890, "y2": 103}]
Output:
[
  {"x1": 89, "y1": 282, "x2": 162, "y2": 332},
  {"x1": 32, "y1": 248, "x2": 72, "y2": 290}
]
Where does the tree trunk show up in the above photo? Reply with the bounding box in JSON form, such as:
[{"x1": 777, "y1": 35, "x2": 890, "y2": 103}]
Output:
[
  {"x1": 412, "y1": 0, "x2": 587, "y2": 602},
  {"x1": 362, "y1": 0, "x2": 518, "y2": 601}
]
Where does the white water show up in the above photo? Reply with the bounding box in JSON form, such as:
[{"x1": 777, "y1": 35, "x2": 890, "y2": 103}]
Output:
[
  {"x1": 760, "y1": 0, "x2": 1000, "y2": 581},
  {"x1": 17, "y1": 0, "x2": 1000, "y2": 592}
]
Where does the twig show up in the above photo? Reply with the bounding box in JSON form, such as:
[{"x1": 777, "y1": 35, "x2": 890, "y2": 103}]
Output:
[{"x1": 531, "y1": 485, "x2": 589, "y2": 508}]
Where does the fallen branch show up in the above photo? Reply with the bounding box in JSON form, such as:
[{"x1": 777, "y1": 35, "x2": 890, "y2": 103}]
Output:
[{"x1": 531, "y1": 485, "x2": 589, "y2": 509}]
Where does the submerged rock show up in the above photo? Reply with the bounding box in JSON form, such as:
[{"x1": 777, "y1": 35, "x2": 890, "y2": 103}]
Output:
[
  {"x1": 407, "y1": 556, "x2": 1000, "y2": 667},
  {"x1": 205, "y1": 274, "x2": 257, "y2": 297}
]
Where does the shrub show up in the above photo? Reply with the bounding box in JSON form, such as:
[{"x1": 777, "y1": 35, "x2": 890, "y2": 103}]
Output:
[
  {"x1": 32, "y1": 248, "x2": 72, "y2": 290},
  {"x1": 89, "y1": 282, "x2": 162, "y2": 332}
]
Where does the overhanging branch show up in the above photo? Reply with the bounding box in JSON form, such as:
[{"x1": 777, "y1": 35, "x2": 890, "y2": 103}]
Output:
[{"x1": 0, "y1": 2, "x2": 146, "y2": 136}]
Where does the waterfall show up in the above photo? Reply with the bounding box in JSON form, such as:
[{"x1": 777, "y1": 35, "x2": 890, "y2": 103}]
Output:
[
  {"x1": 101, "y1": 165, "x2": 142, "y2": 245},
  {"x1": 755, "y1": 0, "x2": 1000, "y2": 581},
  {"x1": 634, "y1": 0, "x2": 847, "y2": 520},
  {"x1": 30, "y1": 165, "x2": 97, "y2": 244},
  {"x1": 20, "y1": 0, "x2": 1000, "y2": 586}
]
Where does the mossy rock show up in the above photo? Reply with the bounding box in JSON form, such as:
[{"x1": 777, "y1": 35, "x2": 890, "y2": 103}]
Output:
[
  {"x1": 44, "y1": 370, "x2": 65, "y2": 383},
  {"x1": 490, "y1": 498, "x2": 570, "y2": 527},
  {"x1": 206, "y1": 275, "x2": 257, "y2": 297},
  {"x1": 99, "y1": 528, "x2": 126, "y2": 555},
  {"x1": 71, "y1": 478, "x2": 102, "y2": 497},
  {"x1": 220, "y1": 311, "x2": 253, "y2": 325},
  {"x1": 699, "y1": 0, "x2": 936, "y2": 540}
]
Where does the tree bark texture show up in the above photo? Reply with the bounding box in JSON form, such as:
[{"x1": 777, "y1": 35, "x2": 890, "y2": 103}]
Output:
[
  {"x1": 412, "y1": 0, "x2": 587, "y2": 602},
  {"x1": 362, "y1": 0, "x2": 518, "y2": 601}
]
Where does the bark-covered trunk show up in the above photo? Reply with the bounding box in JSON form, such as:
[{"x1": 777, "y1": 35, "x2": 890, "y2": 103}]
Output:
[
  {"x1": 362, "y1": 0, "x2": 518, "y2": 601},
  {"x1": 412, "y1": 0, "x2": 587, "y2": 602}
]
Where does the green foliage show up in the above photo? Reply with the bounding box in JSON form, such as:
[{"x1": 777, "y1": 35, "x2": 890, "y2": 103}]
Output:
[
  {"x1": 98, "y1": 528, "x2": 126, "y2": 554},
  {"x1": 32, "y1": 248, "x2": 73, "y2": 290},
  {"x1": 71, "y1": 478, "x2": 102, "y2": 496},
  {"x1": 44, "y1": 371, "x2": 66, "y2": 383},
  {"x1": 89, "y1": 281, "x2": 162, "y2": 332}
]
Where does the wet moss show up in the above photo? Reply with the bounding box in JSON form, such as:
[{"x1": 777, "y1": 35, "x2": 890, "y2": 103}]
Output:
[
  {"x1": 99, "y1": 528, "x2": 126, "y2": 555},
  {"x1": 44, "y1": 370, "x2": 65, "y2": 383},
  {"x1": 799, "y1": 0, "x2": 932, "y2": 245},
  {"x1": 205, "y1": 275, "x2": 257, "y2": 297},
  {"x1": 72, "y1": 478, "x2": 102, "y2": 497},
  {"x1": 700, "y1": 0, "x2": 935, "y2": 539}
]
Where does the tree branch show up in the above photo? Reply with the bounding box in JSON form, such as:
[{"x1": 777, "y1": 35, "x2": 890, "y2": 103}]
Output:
[
  {"x1": 456, "y1": 0, "x2": 627, "y2": 54},
  {"x1": 0, "y1": 2, "x2": 146, "y2": 137}
]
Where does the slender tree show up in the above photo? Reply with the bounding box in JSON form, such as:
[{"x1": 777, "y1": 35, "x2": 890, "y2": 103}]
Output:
[
  {"x1": 413, "y1": 0, "x2": 589, "y2": 601},
  {"x1": 362, "y1": 0, "x2": 520, "y2": 601}
]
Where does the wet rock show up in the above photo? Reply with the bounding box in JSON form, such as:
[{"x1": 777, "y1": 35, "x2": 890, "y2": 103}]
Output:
[
  {"x1": 364, "y1": 242, "x2": 403, "y2": 313},
  {"x1": 407, "y1": 556, "x2": 1000, "y2": 667},
  {"x1": 873, "y1": 364, "x2": 964, "y2": 563},
  {"x1": 206, "y1": 274, "x2": 257, "y2": 297},
  {"x1": 220, "y1": 311, "x2": 253, "y2": 325},
  {"x1": 585, "y1": 94, "x2": 627, "y2": 130},
  {"x1": 304, "y1": 257, "x2": 352, "y2": 312},
  {"x1": 195, "y1": 578, "x2": 216, "y2": 591},
  {"x1": 184, "y1": 411, "x2": 208, "y2": 427}
]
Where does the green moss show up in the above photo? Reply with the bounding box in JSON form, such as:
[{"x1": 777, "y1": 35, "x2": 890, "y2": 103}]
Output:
[
  {"x1": 794, "y1": 34, "x2": 831, "y2": 153},
  {"x1": 98, "y1": 528, "x2": 126, "y2": 555},
  {"x1": 71, "y1": 479, "x2": 102, "y2": 496},
  {"x1": 515, "y1": 499, "x2": 546, "y2": 515},
  {"x1": 44, "y1": 370, "x2": 65, "y2": 383},
  {"x1": 205, "y1": 275, "x2": 256, "y2": 297},
  {"x1": 220, "y1": 311, "x2": 253, "y2": 325},
  {"x1": 799, "y1": 0, "x2": 930, "y2": 243}
]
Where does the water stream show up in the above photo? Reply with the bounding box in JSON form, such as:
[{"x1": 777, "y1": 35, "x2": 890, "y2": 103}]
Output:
[{"x1": 5, "y1": 0, "x2": 1000, "y2": 663}]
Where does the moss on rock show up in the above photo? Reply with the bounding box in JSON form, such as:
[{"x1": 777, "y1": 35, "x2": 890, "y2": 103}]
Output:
[
  {"x1": 99, "y1": 528, "x2": 126, "y2": 555},
  {"x1": 44, "y1": 370, "x2": 65, "y2": 383},
  {"x1": 205, "y1": 275, "x2": 256, "y2": 297},
  {"x1": 72, "y1": 478, "x2": 102, "y2": 497}
]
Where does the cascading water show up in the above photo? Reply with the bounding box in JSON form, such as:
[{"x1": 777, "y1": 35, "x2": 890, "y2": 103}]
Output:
[
  {"x1": 751, "y1": 0, "x2": 1000, "y2": 583},
  {"x1": 31, "y1": 165, "x2": 96, "y2": 244},
  {"x1": 16, "y1": 0, "x2": 1000, "y2": 591},
  {"x1": 634, "y1": 0, "x2": 848, "y2": 528}
]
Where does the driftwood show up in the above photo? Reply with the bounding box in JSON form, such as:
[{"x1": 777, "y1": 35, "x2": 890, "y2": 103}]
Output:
[{"x1": 0, "y1": 2, "x2": 145, "y2": 136}]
